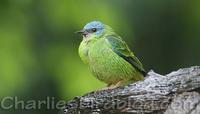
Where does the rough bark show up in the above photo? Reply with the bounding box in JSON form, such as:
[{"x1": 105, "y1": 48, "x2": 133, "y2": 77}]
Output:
[{"x1": 61, "y1": 66, "x2": 200, "y2": 114}]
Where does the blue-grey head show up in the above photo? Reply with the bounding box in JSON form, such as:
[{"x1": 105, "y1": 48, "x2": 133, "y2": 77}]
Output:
[{"x1": 76, "y1": 21, "x2": 105, "y2": 38}]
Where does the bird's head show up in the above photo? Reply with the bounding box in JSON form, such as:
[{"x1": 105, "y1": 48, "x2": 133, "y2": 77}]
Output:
[{"x1": 76, "y1": 21, "x2": 113, "y2": 39}]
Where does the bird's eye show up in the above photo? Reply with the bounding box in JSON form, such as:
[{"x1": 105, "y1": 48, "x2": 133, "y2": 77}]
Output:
[{"x1": 91, "y1": 28, "x2": 97, "y2": 32}]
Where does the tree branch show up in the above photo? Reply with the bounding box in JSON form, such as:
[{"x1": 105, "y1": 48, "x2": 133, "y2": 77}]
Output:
[{"x1": 61, "y1": 66, "x2": 200, "y2": 114}]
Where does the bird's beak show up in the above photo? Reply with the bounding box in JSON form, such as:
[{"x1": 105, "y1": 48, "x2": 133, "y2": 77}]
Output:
[
  {"x1": 75, "y1": 29, "x2": 85, "y2": 34},
  {"x1": 75, "y1": 29, "x2": 88, "y2": 37}
]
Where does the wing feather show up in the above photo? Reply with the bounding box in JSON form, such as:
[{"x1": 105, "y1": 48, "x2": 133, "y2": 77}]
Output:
[{"x1": 106, "y1": 35, "x2": 146, "y2": 75}]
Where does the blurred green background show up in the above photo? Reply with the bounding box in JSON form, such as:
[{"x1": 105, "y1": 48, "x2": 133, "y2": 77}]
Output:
[{"x1": 0, "y1": 0, "x2": 200, "y2": 114}]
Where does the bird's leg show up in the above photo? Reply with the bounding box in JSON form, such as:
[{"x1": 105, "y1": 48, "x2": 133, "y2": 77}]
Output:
[
  {"x1": 96, "y1": 80, "x2": 127, "y2": 92},
  {"x1": 98, "y1": 84, "x2": 114, "y2": 91},
  {"x1": 96, "y1": 84, "x2": 114, "y2": 92},
  {"x1": 95, "y1": 83, "x2": 117, "y2": 92},
  {"x1": 100, "y1": 80, "x2": 125, "y2": 91},
  {"x1": 112, "y1": 80, "x2": 125, "y2": 88}
]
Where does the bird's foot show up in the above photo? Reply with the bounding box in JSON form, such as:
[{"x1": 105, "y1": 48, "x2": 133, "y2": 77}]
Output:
[
  {"x1": 100, "y1": 85, "x2": 116, "y2": 91},
  {"x1": 94, "y1": 84, "x2": 116, "y2": 93},
  {"x1": 113, "y1": 80, "x2": 125, "y2": 87},
  {"x1": 95, "y1": 81, "x2": 125, "y2": 93}
]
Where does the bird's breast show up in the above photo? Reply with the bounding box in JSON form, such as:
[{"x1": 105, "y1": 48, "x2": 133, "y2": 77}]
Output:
[
  {"x1": 79, "y1": 38, "x2": 99, "y2": 64},
  {"x1": 79, "y1": 40, "x2": 90, "y2": 64}
]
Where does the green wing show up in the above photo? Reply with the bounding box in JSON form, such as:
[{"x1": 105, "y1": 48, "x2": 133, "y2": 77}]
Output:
[{"x1": 106, "y1": 35, "x2": 146, "y2": 75}]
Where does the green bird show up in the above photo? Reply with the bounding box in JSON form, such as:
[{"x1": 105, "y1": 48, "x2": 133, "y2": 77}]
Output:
[{"x1": 77, "y1": 21, "x2": 146, "y2": 88}]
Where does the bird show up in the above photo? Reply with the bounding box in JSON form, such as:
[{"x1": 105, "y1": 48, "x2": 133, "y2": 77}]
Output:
[{"x1": 77, "y1": 21, "x2": 146, "y2": 89}]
